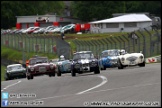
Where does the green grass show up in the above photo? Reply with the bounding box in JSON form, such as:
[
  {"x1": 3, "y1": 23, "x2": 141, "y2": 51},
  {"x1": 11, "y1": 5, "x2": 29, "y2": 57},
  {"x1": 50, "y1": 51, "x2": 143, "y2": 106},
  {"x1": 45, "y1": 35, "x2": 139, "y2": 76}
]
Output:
[
  {"x1": 1, "y1": 65, "x2": 6, "y2": 81},
  {"x1": 1, "y1": 46, "x2": 58, "y2": 62}
]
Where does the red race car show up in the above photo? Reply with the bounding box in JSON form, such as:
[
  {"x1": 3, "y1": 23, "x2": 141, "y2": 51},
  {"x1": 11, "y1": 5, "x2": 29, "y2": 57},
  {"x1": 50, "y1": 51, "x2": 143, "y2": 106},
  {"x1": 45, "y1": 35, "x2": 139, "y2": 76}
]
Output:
[{"x1": 26, "y1": 56, "x2": 56, "y2": 80}]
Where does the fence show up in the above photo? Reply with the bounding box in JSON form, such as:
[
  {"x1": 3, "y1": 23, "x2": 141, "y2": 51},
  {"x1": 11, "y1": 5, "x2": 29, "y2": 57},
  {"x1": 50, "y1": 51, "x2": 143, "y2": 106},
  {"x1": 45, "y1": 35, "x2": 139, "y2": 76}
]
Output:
[
  {"x1": 1, "y1": 34, "x2": 71, "y2": 64},
  {"x1": 73, "y1": 26, "x2": 161, "y2": 58},
  {"x1": 1, "y1": 26, "x2": 161, "y2": 63}
]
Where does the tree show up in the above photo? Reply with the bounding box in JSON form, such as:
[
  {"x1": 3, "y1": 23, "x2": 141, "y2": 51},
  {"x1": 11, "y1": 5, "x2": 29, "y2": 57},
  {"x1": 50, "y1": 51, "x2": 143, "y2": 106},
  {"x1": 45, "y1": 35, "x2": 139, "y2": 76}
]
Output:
[
  {"x1": 1, "y1": 1, "x2": 65, "y2": 29},
  {"x1": 70, "y1": 1, "x2": 161, "y2": 22}
]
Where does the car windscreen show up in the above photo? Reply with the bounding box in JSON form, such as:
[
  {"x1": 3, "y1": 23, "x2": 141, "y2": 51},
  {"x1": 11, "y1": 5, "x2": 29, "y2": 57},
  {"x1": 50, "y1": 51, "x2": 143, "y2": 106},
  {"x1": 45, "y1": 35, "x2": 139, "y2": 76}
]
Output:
[
  {"x1": 73, "y1": 53, "x2": 94, "y2": 60},
  {"x1": 7, "y1": 65, "x2": 22, "y2": 71},
  {"x1": 101, "y1": 50, "x2": 119, "y2": 57},
  {"x1": 29, "y1": 58, "x2": 48, "y2": 64}
]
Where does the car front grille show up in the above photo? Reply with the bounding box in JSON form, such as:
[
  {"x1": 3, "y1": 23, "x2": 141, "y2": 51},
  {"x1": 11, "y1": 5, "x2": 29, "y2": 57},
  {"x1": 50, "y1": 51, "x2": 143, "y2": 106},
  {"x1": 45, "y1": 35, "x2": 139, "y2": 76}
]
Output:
[
  {"x1": 82, "y1": 63, "x2": 89, "y2": 67},
  {"x1": 39, "y1": 67, "x2": 46, "y2": 72},
  {"x1": 64, "y1": 63, "x2": 71, "y2": 69},
  {"x1": 126, "y1": 56, "x2": 138, "y2": 61}
]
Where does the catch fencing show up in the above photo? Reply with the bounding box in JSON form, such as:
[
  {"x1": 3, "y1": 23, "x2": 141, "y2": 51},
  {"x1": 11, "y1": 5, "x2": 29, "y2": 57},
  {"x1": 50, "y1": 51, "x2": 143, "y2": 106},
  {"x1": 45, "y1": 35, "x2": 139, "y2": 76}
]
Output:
[
  {"x1": 73, "y1": 26, "x2": 161, "y2": 58},
  {"x1": 1, "y1": 34, "x2": 71, "y2": 64}
]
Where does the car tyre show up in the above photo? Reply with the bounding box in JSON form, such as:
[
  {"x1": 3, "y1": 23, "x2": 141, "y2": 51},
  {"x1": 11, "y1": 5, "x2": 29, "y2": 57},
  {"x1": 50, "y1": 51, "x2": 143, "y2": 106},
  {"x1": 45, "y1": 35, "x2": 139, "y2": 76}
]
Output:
[
  {"x1": 52, "y1": 72, "x2": 55, "y2": 77},
  {"x1": 57, "y1": 70, "x2": 61, "y2": 76},
  {"x1": 27, "y1": 74, "x2": 33, "y2": 80},
  {"x1": 5, "y1": 74, "x2": 10, "y2": 81},
  {"x1": 138, "y1": 61, "x2": 145, "y2": 67},
  {"x1": 6, "y1": 74, "x2": 11, "y2": 80},
  {"x1": 94, "y1": 67, "x2": 100, "y2": 74},
  {"x1": 31, "y1": 75, "x2": 34, "y2": 79},
  {"x1": 27, "y1": 75, "x2": 31, "y2": 80},
  {"x1": 49, "y1": 72, "x2": 55, "y2": 77},
  {"x1": 49, "y1": 74, "x2": 52, "y2": 77},
  {"x1": 71, "y1": 70, "x2": 76, "y2": 77},
  {"x1": 118, "y1": 59, "x2": 124, "y2": 69},
  {"x1": 101, "y1": 66, "x2": 106, "y2": 70}
]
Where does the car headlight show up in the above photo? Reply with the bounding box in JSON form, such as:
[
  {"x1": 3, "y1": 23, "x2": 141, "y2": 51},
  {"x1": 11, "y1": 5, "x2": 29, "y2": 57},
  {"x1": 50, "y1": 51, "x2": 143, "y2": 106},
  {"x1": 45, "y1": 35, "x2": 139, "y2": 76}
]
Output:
[
  {"x1": 50, "y1": 64, "x2": 54, "y2": 69},
  {"x1": 121, "y1": 57, "x2": 125, "y2": 61},
  {"x1": 139, "y1": 56, "x2": 143, "y2": 59},
  {"x1": 30, "y1": 67, "x2": 34, "y2": 71}
]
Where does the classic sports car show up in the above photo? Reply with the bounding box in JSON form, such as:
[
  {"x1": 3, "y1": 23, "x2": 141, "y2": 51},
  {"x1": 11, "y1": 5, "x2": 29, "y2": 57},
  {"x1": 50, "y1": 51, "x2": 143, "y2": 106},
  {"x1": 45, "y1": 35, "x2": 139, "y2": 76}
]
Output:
[
  {"x1": 50, "y1": 57, "x2": 72, "y2": 76},
  {"x1": 71, "y1": 51, "x2": 100, "y2": 77},
  {"x1": 117, "y1": 51, "x2": 145, "y2": 69},
  {"x1": 5, "y1": 64, "x2": 26, "y2": 80},
  {"x1": 57, "y1": 57, "x2": 72, "y2": 76},
  {"x1": 99, "y1": 49, "x2": 125, "y2": 70},
  {"x1": 26, "y1": 56, "x2": 56, "y2": 80}
]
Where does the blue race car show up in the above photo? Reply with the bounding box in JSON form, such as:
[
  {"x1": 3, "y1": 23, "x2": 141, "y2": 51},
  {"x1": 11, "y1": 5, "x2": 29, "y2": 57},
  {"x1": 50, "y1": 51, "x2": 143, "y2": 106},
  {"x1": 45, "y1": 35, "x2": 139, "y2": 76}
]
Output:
[
  {"x1": 99, "y1": 49, "x2": 125, "y2": 70},
  {"x1": 56, "y1": 55, "x2": 72, "y2": 76}
]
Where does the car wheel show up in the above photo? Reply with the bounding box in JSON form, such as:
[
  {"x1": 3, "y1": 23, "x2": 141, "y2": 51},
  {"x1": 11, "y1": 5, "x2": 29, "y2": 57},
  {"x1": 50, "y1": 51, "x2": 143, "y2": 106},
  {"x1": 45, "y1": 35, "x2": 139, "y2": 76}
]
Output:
[
  {"x1": 5, "y1": 74, "x2": 8, "y2": 81},
  {"x1": 31, "y1": 75, "x2": 34, "y2": 79},
  {"x1": 71, "y1": 70, "x2": 76, "y2": 77},
  {"x1": 5, "y1": 74, "x2": 11, "y2": 80},
  {"x1": 5, "y1": 74, "x2": 9, "y2": 81},
  {"x1": 138, "y1": 61, "x2": 145, "y2": 67},
  {"x1": 49, "y1": 72, "x2": 55, "y2": 77},
  {"x1": 23, "y1": 74, "x2": 26, "y2": 78},
  {"x1": 94, "y1": 67, "x2": 100, "y2": 74},
  {"x1": 49, "y1": 73, "x2": 52, "y2": 77},
  {"x1": 52, "y1": 72, "x2": 55, "y2": 77},
  {"x1": 57, "y1": 70, "x2": 61, "y2": 76},
  {"x1": 103, "y1": 66, "x2": 106, "y2": 70},
  {"x1": 27, "y1": 76, "x2": 31, "y2": 80},
  {"x1": 118, "y1": 59, "x2": 124, "y2": 69},
  {"x1": 5, "y1": 77, "x2": 8, "y2": 81},
  {"x1": 27, "y1": 74, "x2": 33, "y2": 80},
  {"x1": 100, "y1": 68, "x2": 104, "y2": 70},
  {"x1": 101, "y1": 67, "x2": 106, "y2": 70}
]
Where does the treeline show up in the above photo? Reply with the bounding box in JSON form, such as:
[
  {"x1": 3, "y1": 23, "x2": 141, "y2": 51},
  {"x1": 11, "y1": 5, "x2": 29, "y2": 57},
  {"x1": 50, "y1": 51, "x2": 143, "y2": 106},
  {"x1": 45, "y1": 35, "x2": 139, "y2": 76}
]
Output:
[
  {"x1": 70, "y1": 1, "x2": 161, "y2": 21},
  {"x1": 1, "y1": 1, "x2": 65, "y2": 29},
  {"x1": 1, "y1": 1, "x2": 161, "y2": 29}
]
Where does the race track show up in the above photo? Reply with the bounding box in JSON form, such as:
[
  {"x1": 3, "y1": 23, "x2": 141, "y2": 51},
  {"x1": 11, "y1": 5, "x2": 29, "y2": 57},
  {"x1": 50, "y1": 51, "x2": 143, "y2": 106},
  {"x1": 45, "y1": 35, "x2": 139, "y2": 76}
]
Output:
[{"x1": 1, "y1": 63, "x2": 161, "y2": 107}]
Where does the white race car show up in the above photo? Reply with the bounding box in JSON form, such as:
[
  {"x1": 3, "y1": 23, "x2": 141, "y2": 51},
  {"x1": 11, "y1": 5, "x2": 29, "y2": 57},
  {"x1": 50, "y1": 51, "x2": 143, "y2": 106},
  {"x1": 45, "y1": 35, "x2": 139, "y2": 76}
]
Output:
[{"x1": 117, "y1": 51, "x2": 145, "y2": 69}]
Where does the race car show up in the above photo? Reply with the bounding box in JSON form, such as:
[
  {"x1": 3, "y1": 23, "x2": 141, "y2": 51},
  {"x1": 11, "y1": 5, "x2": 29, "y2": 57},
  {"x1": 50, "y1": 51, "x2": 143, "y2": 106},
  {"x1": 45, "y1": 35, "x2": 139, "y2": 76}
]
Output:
[
  {"x1": 5, "y1": 64, "x2": 26, "y2": 80},
  {"x1": 99, "y1": 49, "x2": 125, "y2": 70},
  {"x1": 56, "y1": 55, "x2": 72, "y2": 76},
  {"x1": 71, "y1": 51, "x2": 100, "y2": 77},
  {"x1": 26, "y1": 56, "x2": 56, "y2": 80},
  {"x1": 117, "y1": 51, "x2": 145, "y2": 69}
]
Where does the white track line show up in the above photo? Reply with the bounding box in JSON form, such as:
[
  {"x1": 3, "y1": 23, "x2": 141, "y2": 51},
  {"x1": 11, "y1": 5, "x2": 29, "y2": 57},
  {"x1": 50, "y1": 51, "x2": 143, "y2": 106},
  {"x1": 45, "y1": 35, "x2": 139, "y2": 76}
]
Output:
[
  {"x1": 1, "y1": 80, "x2": 21, "y2": 92},
  {"x1": 77, "y1": 75, "x2": 107, "y2": 95},
  {"x1": 80, "y1": 82, "x2": 160, "y2": 95},
  {"x1": 29, "y1": 75, "x2": 107, "y2": 101},
  {"x1": 29, "y1": 82, "x2": 159, "y2": 102}
]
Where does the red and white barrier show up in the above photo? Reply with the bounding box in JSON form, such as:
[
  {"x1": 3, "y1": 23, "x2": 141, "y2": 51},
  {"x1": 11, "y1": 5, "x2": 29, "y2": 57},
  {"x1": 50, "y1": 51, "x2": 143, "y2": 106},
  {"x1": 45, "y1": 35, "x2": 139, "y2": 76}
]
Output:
[{"x1": 145, "y1": 57, "x2": 157, "y2": 63}]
